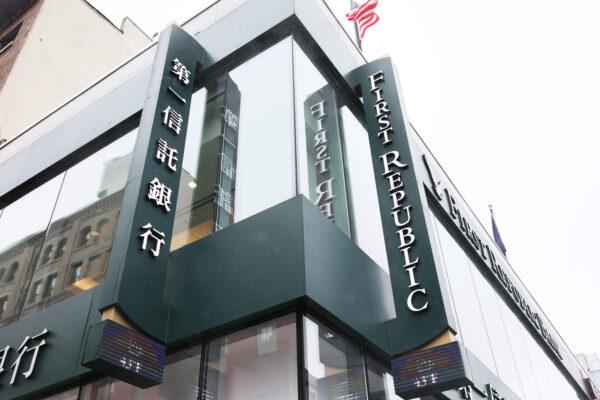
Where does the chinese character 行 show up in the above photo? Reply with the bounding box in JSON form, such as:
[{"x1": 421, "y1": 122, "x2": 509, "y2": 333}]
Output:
[
  {"x1": 0, "y1": 345, "x2": 9, "y2": 376},
  {"x1": 156, "y1": 138, "x2": 179, "y2": 172},
  {"x1": 10, "y1": 328, "x2": 48, "y2": 385},
  {"x1": 171, "y1": 58, "x2": 191, "y2": 85},
  {"x1": 162, "y1": 106, "x2": 183, "y2": 135},
  {"x1": 148, "y1": 178, "x2": 173, "y2": 212},
  {"x1": 486, "y1": 385, "x2": 503, "y2": 400},
  {"x1": 139, "y1": 223, "x2": 166, "y2": 257}
]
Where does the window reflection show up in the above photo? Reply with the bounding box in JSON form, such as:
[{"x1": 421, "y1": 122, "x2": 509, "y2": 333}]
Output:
[
  {"x1": 0, "y1": 176, "x2": 63, "y2": 327},
  {"x1": 172, "y1": 38, "x2": 296, "y2": 250},
  {"x1": 201, "y1": 314, "x2": 298, "y2": 400},
  {"x1": 0, "y1": 130, "x2": 137, "y2": 327},
  {"x1": 304, "y1": 316, "x2": 368, "y2": 400},
  {"x1": 294, "y1": 41, "x2": 353, "y2": 239}
]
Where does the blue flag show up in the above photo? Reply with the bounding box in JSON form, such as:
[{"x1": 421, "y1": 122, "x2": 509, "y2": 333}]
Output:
[{"x1": 490, "y1": 208, "x2": 507, "y2": 255}]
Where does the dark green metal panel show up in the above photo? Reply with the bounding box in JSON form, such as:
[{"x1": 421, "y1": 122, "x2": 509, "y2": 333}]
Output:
[
  {"x1": 99, "y1": 25, "x2": 206, "y2": 341},
  {"x1": 166, "y1": 196, "x2": 307, "y2": 344},
  {"x1": 0, "y1": 290, "x2": 97, "y2": 400},
  {"x1": 301, "y1": 198, "x2": 394, "y2": 354},
  {"x1": 349, "y1": 58, "x2": 453, "y2": 355},
  {"x1": 166, "y1": 196, "x2": 398, "y2": 358}
]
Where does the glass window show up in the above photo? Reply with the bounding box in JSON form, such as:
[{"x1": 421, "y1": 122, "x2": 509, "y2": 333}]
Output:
[
  {"x1": 172, "y1": 38, "x2": 296, "y2": 250},
  {"x1": 339, "y1": 106, "x2": 388, "y2": 271},
  {"x1": 81, "y1": 346, "x2": 202, "y2": 400},
  {"x1": 471, "y1": 267, "x2": 524, "y2": 398},
  {"x1": 294, "y1": 41, "x2": 353, "y2": 238},
  {"x1": 498, "y1": 299, "x2": 542, "y2": 400},
  {"x1": 365, "y1": 356, "x2": 402, "y2": 400},
  {"x1": 201, "y1": 314, "x2": 298, "y2": 400},
  {"x1": 432, "y1": 217, "x2": 497, "y2": 374},
  {"x1": 20, "y1": 131, "x2": 136, "y2": 317},
  {"x1": 0, "y1": 129, "x2": 136, "y2": 327},
  {"x1": 0, "y1": 176, "x2": 63, "y2": 326},
  {"x1": 303, "y1": 315, "x2": 368, "y2": 400}
]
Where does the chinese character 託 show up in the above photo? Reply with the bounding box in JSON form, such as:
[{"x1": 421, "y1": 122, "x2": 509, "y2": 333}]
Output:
[
  {"x1": 10, "y1": 328, "x2": 48, "y2": 385},
  {"x1": 162, "y1": 106, "x2": 183, "y2": 135},
  {"x1": 139, "y1": 223, "x2": 166, "y2": 257},
  {"x1": 147, "y1": 178, "x2": 173, "y2": 212},
  {"x1": 156, "y1": 138, "x2": 179, "y2": 172},
  {"x1": 170, "y1": 58, "x2": 191, "y2": 85}
]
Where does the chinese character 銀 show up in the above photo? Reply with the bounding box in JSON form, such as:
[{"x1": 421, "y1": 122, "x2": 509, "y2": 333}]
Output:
[
  {"x1": 171, "y1": 58, "x2": 191, "y2": 85},
  {"x1": 147, "y1": 178, "x2": 173, "y2": 212},
  {"x1": 139, "y1": 223, "x2": 166, "y2": 257}
]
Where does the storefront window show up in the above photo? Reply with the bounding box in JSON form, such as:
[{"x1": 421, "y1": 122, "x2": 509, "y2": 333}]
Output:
[
  {"x1": 201, "y1": 314, "x2": 298, "y2": 400},
  {"x1": 303, "y1": 315, "x2": 368, "y2": 400},
  {"x1": 0, "y1": 129, "x2": 137, "y2": 327}
]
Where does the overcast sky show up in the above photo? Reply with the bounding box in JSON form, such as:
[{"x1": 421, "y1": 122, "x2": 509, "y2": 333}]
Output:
[{"x1": 89, "y1": 0, "x2": 600, "y2": 357}]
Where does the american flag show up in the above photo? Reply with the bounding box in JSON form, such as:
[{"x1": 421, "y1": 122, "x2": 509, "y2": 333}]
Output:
[{"x1": 346, "y1": 0, "x2": 380, "y2": 40}]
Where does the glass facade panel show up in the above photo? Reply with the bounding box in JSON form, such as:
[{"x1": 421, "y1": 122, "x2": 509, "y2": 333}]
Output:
[
  {"x1": 202, "y1": 314, "x2": 297, "y2": 400},
  {"x1": 339, "y1": 106, "x2": 388, "y2": 271},
  {"x1": 471, "y1": 268, "x2": 524, "y2": 397},
  {"x1": 304, "y1": 316, "x2": 368, "y2": 400},
  {"x1": 432, "y1": 213, "x2": 583, "y2": 400},
  {"x1": 323, "y1": 0, "x2": 360, "y2": 46},
  {"x1": 0, "y1": 130, "x2": 136, "y2": 327},
  {"x1": 431, "y1": 217, "x2": 497, "y2": 374},
  {"x1": 0, "y1": 176, "x2": 63, "y2": 326},
  {"x1": 172, "y1": 38, "x2": 296, "y2": 250},
  {"x1": 293, "y1": 41, "x2": 353, "y2": 238}
]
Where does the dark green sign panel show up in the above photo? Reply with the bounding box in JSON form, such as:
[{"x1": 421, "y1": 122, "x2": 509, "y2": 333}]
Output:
[
  {"x1": 351, "y1": 58, "x2": 453, "y2": 355},
  {"x1": 99, "y1": 25, "x2": 205, "y2": 340}
]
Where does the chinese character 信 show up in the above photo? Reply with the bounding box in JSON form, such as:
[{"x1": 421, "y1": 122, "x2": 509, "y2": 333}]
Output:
[
  {"x1": 147, "y1": 178, "x2": 173, "y2": 212},
  {"x1": 170, "y1": 58, "x2": 191, "y2": 85},
  {"x1": 156, "y1": 138, "x2": 179, "y2": 172},
  {"x1": 10, "y1": 328, "x2": 48, "y2": 385},
  {"x1": 139, "y1": 223, "x2": 166, "y2": 257},
  {"x1": 162, "y1": 106, "x2": 183, "y2": 135},
  {"x1": 220, "y1": 154, "x2": 235, "y2": 180}
]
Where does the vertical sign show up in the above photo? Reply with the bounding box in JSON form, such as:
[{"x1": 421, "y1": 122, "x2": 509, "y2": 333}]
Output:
[
  {"x1": 214, "y1": 76, "x2": 241, "y2": 231},
  {"x1": 351, "y1": 58, "x2": 453, "y2": 355},
  {"x1": 99, "y1": 25, "x2": 205, "y2": 340},
  {"x1": 304, "y1": 86, "x2": 352, "y2": 237}
]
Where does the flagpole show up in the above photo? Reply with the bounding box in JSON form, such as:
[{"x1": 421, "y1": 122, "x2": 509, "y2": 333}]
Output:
[{"x1": 349, "y1": 0, "x2": 363, "y2": 50}]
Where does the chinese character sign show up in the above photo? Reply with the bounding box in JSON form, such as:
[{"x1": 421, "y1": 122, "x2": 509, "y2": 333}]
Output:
[{"x1": 0, "y1": 329, "x2": 48, "y2": 387}]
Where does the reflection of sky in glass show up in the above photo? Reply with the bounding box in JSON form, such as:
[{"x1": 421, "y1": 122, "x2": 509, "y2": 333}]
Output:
[
  {"x1": 0, "y1": 176, "x2": 63, "y2": 251},
  {"x1": 232, "y1": 38, "x2": 296, "y2": 221},
  {"x1": 0, "y1": 131, "x2": 137, "y2": 253},
  {"x1": 50, "y1": 131, "x2": 137, "y2": 221},
  {"x1": 182, "y1": 89, "x2": 207, "y2": 180}
]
